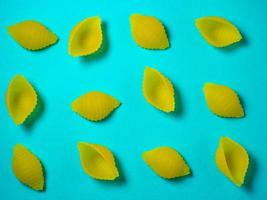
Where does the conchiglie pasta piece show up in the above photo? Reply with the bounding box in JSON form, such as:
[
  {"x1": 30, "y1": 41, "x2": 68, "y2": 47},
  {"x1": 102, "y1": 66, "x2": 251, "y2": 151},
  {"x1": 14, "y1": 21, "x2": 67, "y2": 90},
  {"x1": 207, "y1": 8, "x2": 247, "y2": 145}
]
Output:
[
  {"x1": 6, "y1": 75, "x2": 37, "y2": 125},
  {"x1": 7, "y1": 20, "x2": 58, "y2": 50},
  {"x1": 195, "y1": 16, "x2": 242, "y2": 47},
  {"x1": 130, "y1": 14, "x2": 169, "y2": 49},
  {"x1": 71, "y1": 91, "x2": 120, "y2": 121},
  {"x1": 78, "y1": 142, "x2": 119, "y2": 180},
  {"x1": 142, "y1": 146, "x2": 190, "y2": 179},
  {"x1": 69, "y1": 16, "x2": 102, "y2": 57},
  {"x1": 143, "y1": 67, "x2": 175, "y2": 112},
  {"x1": 203, "y1": 83, "x2": 244, "y2": 118},
  {"x1": 215, "y1": 136, "x2": 249, "y2": 186},
  {"x1": 12, "y1": 144, "x2": 44, "y2": 191}
]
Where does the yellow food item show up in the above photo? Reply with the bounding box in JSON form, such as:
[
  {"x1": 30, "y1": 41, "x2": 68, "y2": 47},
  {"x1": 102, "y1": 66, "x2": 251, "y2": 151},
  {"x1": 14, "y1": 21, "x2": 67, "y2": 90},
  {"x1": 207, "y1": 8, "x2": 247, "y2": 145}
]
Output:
[
  {"x1": 68, "y1": 16, "x2": 102, "y2": 57},
  {"x1": 142, "y1": 146, "x2": 190, "y2": 179},
  {"x1": 143, "y1": 67, "x2": 175, "y2": 112},
  {"x1": 12, "y1": 144, "x2": 44, "y2": 191},
  {"x1": 203, "y1": 82, "x2": 244, "y2": 118},
  {"x1": 195, "y1": 16, "x2": 242, "y2": 47},
  {"x1": 71, "y1": 91, "x2": 120, "y2": 121},
  {"x1": 215, "y1": 136, "x2": 249, "y2": 186},
  {"x1": 78, "y1": 142, "x2": 119, "y2": 180},
  {"x1": 6, "y1": 75, "x2": 38, "y2": 125},
  {"x1": 130, "y1": 14, "x2": 169, "y2": 49},
  {"x1": 7, "y1": 20, "x2": 58, "y2": 50}
]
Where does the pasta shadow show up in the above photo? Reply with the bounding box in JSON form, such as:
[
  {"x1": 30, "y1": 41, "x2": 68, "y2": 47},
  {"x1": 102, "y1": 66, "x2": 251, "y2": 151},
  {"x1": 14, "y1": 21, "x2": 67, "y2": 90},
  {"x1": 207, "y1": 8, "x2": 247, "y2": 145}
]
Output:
[
  {"x1": 163, "y1": 23, "x2": 171, "y2": 49},
  {"x1": 170, "y1": 84, "x2": 183, "y2": 117},
  {"x1": 244, "y1": 153, "x2": 256, "y2": 192},
  {"x1": 238, "y1": 94, "x2": 246, "y2": 118},
  {"x1": 43, "y1": 165, "x2": 47, "y2": 192},
  {"x1": 81, "y1": 22, "x2": 109, "y2": 63},
  {"x1": 23, "y1": 91, "x2": 45, "y2": 130},
  {"x1": 166, "y1": 171, "x2": 193, "y2": 184},
  {"x1": 40, "y1": 161, "x2": 47, "y2": 192}
]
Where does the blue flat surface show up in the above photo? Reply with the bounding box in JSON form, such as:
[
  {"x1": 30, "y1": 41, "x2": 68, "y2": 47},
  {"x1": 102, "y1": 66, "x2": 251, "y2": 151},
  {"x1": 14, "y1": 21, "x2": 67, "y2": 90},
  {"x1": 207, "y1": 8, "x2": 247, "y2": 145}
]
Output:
[{"x1": 0, "y1": 0, "x2": 267, "y2": 199}]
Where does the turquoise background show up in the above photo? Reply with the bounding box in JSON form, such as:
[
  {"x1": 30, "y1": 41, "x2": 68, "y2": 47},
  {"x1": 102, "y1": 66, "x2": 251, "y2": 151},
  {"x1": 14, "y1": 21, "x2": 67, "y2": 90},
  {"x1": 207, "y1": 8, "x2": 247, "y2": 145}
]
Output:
[{"x1": 0, "y1": 0, "x2": 267, "y2": 199}]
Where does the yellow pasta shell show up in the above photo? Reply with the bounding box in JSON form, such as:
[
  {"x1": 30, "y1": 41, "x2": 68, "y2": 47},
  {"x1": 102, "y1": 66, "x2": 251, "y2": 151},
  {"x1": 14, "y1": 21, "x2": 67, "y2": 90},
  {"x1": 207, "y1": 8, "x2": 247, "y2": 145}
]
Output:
[
  {"x1": 78, "y1": 142, "x2": 119, "y2": 180},
  {"x1": 195, "y1": 16, "x2": 242, "y2": 47},
  {"x1": 215, "y1": 136, "x2": 249, "y2": 186},
  {"x1": 71, "y1": 91, "x2": 120, "y2": 121},
  {"x1": 143, "y1": 67, "x2": 175, "y2": 112},
  {"x1": 6, "y1": 75, "x2": 38, "y2": 125},
  {"x1": 12, "y1": 144, "x2": 44, "y2": 191},
  {"x1": 203, "y1": 83, "x2": 244, "y2": 118},
  {"x1": 130, "y1": 14, "x2": 169, "y2": 49},
  {"x1": 142, "y1": 146, "x2": 190, "y2": 179},
  {"x1": 68, "y1": 16, "x2": 102, "y2": 57},
  {"x1": 7, "y1": 20, "x2": 58, "y2": 50}
]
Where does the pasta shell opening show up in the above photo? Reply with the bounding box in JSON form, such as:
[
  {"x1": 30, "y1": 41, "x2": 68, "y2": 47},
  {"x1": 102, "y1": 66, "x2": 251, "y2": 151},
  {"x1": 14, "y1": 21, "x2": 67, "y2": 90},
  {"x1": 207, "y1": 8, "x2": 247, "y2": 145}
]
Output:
[
  {"x1": 6, "y1": 75, "x2": 38, "y2": 125},
  {"x1": 195, "y1": 16, "x2": 242, "y2": 47},
  {"x1": 143, "y1": 67, "x2": 175, "y2": 112},
  {"x1": 215, "y1": 136, "x2": 249, "y2": 186},
  {"x1": 78, "y1": 142, "x2": 119, "y2": 180},
  {"x1": 68, "y1": 16, "x2": 103, "y2": 57}
]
